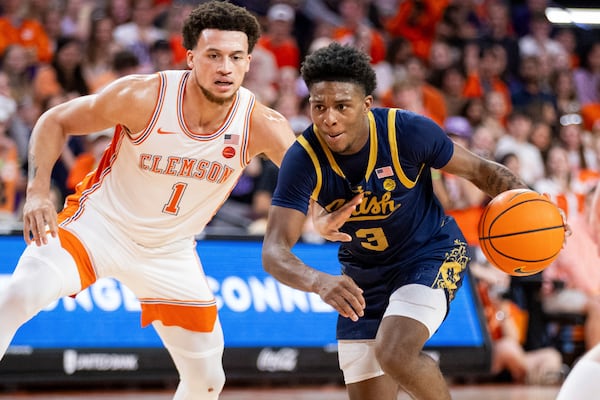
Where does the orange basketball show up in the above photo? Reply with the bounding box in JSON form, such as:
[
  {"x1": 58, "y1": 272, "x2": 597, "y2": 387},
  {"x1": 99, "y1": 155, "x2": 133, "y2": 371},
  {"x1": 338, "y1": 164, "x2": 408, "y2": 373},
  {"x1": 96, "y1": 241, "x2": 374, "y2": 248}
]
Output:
[{"x1": 478, "y1": 189, "x2": 565, "y2": 276}]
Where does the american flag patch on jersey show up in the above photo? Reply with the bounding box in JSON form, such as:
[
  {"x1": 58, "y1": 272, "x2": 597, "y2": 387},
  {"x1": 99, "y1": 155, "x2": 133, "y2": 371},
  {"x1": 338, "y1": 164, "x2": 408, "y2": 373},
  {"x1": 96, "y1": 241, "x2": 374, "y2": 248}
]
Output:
[
  {"x1": 376, "y1": 166, "x2": 393, "y2": 178},
  {"x1": 224, "y1": 133, "x2": 239, "y2": 145}
]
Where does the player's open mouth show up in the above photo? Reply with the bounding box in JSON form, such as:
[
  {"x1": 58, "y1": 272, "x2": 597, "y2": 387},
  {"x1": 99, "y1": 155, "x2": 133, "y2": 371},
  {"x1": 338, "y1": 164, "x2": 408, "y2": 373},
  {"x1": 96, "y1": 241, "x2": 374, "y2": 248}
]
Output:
[{"x1": 215, "y1": 80, "x2": 233, "y2": 87}]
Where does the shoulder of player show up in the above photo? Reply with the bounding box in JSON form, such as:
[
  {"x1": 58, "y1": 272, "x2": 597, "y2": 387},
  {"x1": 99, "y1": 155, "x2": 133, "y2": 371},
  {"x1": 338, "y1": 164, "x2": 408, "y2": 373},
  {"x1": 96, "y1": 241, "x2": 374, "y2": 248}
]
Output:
[
  {"x1": 93, "y1": 74, "x2": 160, "y2": 131},
  {"x1": 97, "y1": 73, "x2": 160, "y2": 100}
]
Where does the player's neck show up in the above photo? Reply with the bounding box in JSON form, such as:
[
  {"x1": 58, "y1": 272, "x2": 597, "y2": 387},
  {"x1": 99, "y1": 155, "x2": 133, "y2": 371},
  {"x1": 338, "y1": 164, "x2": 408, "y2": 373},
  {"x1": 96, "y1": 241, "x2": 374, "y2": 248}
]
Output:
[{"x1": 185, "y1": 83, "x2": 237, "y2": 133}]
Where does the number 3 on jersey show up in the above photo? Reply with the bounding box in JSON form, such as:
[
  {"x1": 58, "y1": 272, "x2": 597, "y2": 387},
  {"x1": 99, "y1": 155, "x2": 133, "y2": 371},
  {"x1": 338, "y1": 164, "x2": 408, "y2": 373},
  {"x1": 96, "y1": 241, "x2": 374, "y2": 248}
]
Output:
[
  {"x1": 163, "y1": 182, "x2": 187, "y2": 215},
  {"x1": 355, "y1": 227, "x2": 389, "y2": 251}
]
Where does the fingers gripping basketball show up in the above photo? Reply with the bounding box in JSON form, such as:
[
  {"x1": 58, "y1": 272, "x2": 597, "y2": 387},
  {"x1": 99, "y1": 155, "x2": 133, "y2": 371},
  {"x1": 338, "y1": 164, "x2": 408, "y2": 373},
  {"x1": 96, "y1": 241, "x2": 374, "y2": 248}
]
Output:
[{"x1": 478, "y1": 189, "x2": 566, "y2": 276}]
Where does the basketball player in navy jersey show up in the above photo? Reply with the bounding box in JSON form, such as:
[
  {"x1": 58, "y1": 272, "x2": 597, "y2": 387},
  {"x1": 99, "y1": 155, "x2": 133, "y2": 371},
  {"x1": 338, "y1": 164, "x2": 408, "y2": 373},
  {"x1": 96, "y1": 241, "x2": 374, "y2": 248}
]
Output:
[{"x1": 262, "y1": 43, "x2": 529, "y2": 399}]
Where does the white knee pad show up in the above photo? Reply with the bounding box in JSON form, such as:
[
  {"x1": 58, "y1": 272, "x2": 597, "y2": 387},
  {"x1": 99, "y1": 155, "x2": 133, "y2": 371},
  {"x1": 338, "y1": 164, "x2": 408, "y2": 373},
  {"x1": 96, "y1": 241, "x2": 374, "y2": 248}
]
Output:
[
  {"x1": 338, "y1": 340, "x2": 383, "y2": 384},
  {"x1": 153, "y1": 321, "x2": 225, "y2": 400}
]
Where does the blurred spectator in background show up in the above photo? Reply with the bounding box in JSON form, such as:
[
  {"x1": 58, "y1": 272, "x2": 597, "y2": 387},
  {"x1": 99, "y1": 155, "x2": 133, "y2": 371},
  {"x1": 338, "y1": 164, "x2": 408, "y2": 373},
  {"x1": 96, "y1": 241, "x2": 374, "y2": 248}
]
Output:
[
  {"x1": 558, "y1": 113, "x2": 598, "y2": 174},
  {"x1": 573, "y1": 40, "x2": 600, "y2": 106},
  {"x1": 470, "y1": 124, "x2": 498, "y2": 161},
  {"x1": 511, "y1": 55, "x2": 555, "y2": 112},
  {"x1": 0, "y1": 0, "x2": 53, "y2": 64},
  {"x1": 373, "y1": 36, "x2": 412, "y2": 100},
  {"x1": 40, "y1": 4, "x2": 64, "y2": 55},
  {"x1": 435, "y1": 0, "x2": 481, "y2": 50},
  {"x1": 257, "y1": 3, "x2": 300, "y2": 70},
  {"x1": 66, "y1": 128, "x2": 112, "y2": 192},
  {"x1": 495, "y1": 110, "x2": 545, "y2": 186},
  {"x1": 554, "y1": 27, "x2": 580, "y2": 69},
  {"x1": 163, "y1": 1, "x2": 193, "y2": 70},
  {"x1": 383, "y1": 0, "x2": 448, "y2": 61},
  {"x1": 482, "y1": 90, "x2": 509, "y2": 139},
  {"x1": 463, "y1": 43, "x2": 512, "y2": 118},
  {"x1": 88, "y1": 49, "x2": 140, "y2": 94},
  {"x1": 332, "y1": 0, "x2": 386, "y2": 64},
  {"x1": 529, "y1": 120, "x2": 554, "y2": 164},
  {"x1": 243, "y1": 45, "x2": 278, "y2": 106},
  {"x1": 426, "y1": 39, "x2": 459, "y2": 89},
  {"x1": 518, "y1": 12, "x2": 566, "y2": 65},
  {"x1": 32, "y1": 36, "x2": 89, "y2": 105},
  {"x1": 106, "y1": 0, "x2": 133, "y2": 30},
  {"x1": 149, "y1": 39, "x2": 177, "y2": 72},
  {"x1": 83, "y1": 10, "x2": 122, "y2": 87},
  {"x1": 383, "y1": 56, "x2": 447, "y2": 125},
  {"x1": 438, "y1": 63, "x2": 468, "y2": 117},
  {"x1": 273, "y1": 92, "x2": 311, "y2": 135},
  {"x1": 0, "y1": 45, "x2": 35, "y2": 106},
  {"x1": 512, "y1": 0, "x2": 549, "y2": 38},
  {"x1": 552, "y1": 68, "x2": 581, "y2": 117},
  {"x1": 0, "y1": 93, "x2": 22, "y2": 217},
  {"x1": 59, "y1": 0, "x2": 95, "y2": 41},
  {"x1": 112, "y1": 0, "x2": 166, "y2": 73},
  {"x1": 479, "y1": 1, "x2": 521, "y2": 84},
  {"x1": 461, "y1": 96, "x2": 485, "y2": 131}
]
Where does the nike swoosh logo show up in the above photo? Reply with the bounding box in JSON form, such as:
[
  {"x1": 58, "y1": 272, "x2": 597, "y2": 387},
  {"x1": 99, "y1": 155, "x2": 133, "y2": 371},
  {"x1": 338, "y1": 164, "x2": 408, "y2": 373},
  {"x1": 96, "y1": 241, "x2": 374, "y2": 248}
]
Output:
[{"x1": 157, "y1": 127, "x2": 178, "y2": 135}]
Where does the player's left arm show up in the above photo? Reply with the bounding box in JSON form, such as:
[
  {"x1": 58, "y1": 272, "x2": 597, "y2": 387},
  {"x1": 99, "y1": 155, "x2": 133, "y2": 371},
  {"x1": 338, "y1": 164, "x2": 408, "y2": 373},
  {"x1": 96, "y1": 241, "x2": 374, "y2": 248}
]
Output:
[{"x1": 441, "y1": 142, "x2": 528, "y2": 198}]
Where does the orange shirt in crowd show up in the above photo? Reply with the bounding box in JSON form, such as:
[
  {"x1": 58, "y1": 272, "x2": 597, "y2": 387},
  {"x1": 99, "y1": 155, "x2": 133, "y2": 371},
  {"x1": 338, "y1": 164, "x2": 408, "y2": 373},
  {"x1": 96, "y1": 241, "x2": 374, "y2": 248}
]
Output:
[
  {"x1": 0, "y1": 144, "x2": 19, "y2": 214},
  {"x1": 380, "y1": 83, "x2": 447, "y2": 126},
  {"x1": 66, "y1": 153, "x2": 96, "y2": 192},
  {"x1": 257, "y1": 36, "x2": 300, "y2": 69},
  {"x1": 332, "y1": 27, "x2": 386, "y2": 65},
  {"x1": 0, "y1": 17, "x2": 52, "y2": 63},
  {"x1": 463, "y1": 72, "x2": 512, "y2": 117},
  {"x1": 383, "y1": 0, "x2": 449, "y2": 61}
]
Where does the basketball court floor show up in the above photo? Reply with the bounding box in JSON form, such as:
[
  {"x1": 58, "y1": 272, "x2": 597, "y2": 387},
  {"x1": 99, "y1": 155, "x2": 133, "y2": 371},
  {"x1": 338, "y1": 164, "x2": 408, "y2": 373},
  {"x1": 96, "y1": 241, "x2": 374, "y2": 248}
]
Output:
[{"x1": 0, "y1": 384, "x2": 561, "y2": 399}]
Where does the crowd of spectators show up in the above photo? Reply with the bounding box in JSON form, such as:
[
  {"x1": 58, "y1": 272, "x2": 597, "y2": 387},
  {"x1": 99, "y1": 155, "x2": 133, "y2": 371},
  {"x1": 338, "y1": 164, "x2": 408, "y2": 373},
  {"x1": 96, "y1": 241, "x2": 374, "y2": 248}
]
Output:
[{"x1": 1, "y1": 0, "x2": 600, "y2": 385}]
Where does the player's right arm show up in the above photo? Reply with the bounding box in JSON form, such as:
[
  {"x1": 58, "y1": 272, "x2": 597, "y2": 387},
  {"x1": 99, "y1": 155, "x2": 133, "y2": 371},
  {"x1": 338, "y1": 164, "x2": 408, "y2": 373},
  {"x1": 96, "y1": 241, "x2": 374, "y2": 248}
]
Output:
[
  {"x1": 262, "y1": 205, "x2": 366, "y2": 322},
  {"x1": 24, "y1": 74, "x2": 158, "y2": 246},
  {"x1": 262, "y1": 144, "x2": 365, "y2": 321}
]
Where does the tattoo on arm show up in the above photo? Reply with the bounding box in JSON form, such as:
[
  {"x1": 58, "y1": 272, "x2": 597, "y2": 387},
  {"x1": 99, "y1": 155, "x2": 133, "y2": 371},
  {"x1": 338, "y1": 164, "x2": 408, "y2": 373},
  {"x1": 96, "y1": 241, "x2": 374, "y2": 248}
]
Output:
[
  {"x1": 479, "y1": 160, "x2": 528, "y2": 197},
  {"x1": 28, "y1": 157, "x2": 38, "y2": 181}
]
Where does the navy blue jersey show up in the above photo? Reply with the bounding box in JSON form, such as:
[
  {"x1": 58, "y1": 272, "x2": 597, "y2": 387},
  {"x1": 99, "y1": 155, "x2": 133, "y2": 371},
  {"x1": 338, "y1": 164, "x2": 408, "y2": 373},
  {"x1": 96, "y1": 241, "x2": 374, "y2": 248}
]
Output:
[{"x1": 273, "y1": 108, "x2": 455, "y2": 266}]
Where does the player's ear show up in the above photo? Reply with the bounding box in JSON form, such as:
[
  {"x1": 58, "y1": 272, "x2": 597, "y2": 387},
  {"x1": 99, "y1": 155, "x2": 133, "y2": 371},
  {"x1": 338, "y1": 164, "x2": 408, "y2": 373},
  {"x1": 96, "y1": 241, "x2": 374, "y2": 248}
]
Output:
[
  {"x1": 186, "y1": 50, "x2": 194, "y2": 69},
  {"x1": 364, "y1": 95, "x2": 373, "y2": 113}
]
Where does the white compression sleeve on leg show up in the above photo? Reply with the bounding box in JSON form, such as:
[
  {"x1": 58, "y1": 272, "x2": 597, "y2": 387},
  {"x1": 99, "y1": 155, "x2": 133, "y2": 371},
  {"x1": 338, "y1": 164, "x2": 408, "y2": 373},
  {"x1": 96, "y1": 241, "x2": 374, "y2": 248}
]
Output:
[{"x1": 556, "y1": 358, "x2": 600, "y2": 400}]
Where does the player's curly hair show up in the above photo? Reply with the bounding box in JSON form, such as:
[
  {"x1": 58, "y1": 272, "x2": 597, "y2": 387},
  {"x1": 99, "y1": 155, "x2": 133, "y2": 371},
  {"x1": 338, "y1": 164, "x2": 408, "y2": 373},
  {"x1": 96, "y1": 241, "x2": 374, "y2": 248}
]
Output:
[
  {"x1": 182, "y1": 1, "x2": 261, "y2": 53},
  {"x1": 301, "y1": 43, "x2": 377, "y2": 96}
]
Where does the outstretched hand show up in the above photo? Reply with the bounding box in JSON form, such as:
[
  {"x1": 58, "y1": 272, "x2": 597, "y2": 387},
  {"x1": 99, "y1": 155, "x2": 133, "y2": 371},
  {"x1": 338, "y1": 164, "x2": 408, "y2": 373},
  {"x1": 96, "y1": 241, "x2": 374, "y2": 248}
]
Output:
[
  {"x1": 309, "y1": 193, "x2": 363, "y2": 242},
  {"x1": 314, "y1": 273, "x2": 365, "y2": 322}
]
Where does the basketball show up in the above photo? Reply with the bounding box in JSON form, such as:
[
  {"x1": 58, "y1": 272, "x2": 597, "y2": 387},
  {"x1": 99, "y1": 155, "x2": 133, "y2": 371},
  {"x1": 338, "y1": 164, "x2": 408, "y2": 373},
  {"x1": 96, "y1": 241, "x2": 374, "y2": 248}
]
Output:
[{"x1": 478, "y1": 189, "x2": 566, "y2": 276}]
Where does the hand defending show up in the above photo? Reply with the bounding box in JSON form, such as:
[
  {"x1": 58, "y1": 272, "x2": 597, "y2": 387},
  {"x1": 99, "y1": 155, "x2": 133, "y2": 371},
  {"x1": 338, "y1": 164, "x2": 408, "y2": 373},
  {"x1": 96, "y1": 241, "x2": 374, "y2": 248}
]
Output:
[{"x1": 309, "y1": 193, "x2": 363, "y2": 242}]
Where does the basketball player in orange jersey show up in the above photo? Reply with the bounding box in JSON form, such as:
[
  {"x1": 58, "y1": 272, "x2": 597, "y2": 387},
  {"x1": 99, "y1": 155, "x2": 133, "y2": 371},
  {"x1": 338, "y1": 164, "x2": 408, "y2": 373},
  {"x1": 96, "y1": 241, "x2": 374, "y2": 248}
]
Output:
[
  {"x1": 0, "y1": 2, "x2": 298, "y2": 399},
  {"x1": 556, "y1": 182, "x2": 600, "y2": 399}
]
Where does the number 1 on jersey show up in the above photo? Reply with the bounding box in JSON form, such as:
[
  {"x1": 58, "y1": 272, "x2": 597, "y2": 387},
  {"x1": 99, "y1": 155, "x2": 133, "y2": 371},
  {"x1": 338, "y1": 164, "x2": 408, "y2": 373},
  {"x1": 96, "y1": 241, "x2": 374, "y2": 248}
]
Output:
[{"x1": 163, "y1": 182, "x2": 187, "y2": 215}]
